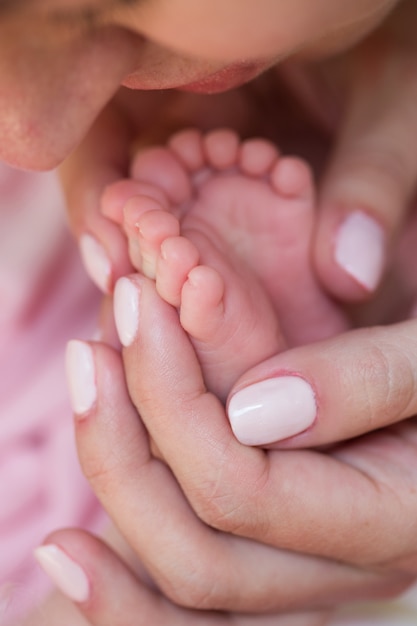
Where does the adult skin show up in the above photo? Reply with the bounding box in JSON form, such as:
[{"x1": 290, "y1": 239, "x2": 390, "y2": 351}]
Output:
[
  {"x1": 26, "y1": 529, "x2": 331, "y2": 626},
  {"x1": 1, "y1": 0, "x2": 417, "y2": 621},
  {"x1": 61, "y1": 274, "x2": 417, "y2": 624}
]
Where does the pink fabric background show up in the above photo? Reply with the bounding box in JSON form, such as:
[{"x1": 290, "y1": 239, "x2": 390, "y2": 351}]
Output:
[{"x1": 0, "y1": 165, "x2": 103, "y2": 624}]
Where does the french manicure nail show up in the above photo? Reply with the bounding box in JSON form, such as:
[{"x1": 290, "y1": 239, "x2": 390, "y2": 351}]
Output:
[
  {"x1": 66, "y1": 340, "x2": 96, "y2": 415},
  {"x1": 228, "y1": 376, "x2": 317, "y2": 446},
  {"x1": 79, "y1": 234, "x2": 112, "y2": 294},
  {"x1": 113, "y1": 277, "x2": 140, "y2": 347},
  {"x1": 335, "y1": 211, "x2": 385, "y2": 291},
  {"x1": 34, "y1": 545, "x2": 90, "y2": 603}
]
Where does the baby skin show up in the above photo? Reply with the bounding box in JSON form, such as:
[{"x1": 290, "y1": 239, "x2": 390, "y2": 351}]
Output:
[{"x1": 103, "y1": 128, "x2": 348, "y2": 401}]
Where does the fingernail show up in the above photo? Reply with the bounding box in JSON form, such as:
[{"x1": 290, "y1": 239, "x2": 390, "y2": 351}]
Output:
[
  {"x1": 113, "y1": 277, "x2": 140, "y2": 347},
  {"x1": 66, "y1": 340, "x2": 96, "y2": 415},
  {"x1": 34, "y1": 545, "x2": 90, "y2": 603},
  {"x1": 335, "y1": 211, "x2": 385, "y2": 291},
  {"x1": 228, "y1": 376, "x2": 317, "y2": 446},
  {"x1": 79, "y1": 234, "x2": 112, "y2": 294}
]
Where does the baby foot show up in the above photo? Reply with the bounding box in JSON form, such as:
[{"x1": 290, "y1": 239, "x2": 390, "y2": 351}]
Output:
[{"x1": 120, "y1": 129, "x2": 348, "y2": 398}]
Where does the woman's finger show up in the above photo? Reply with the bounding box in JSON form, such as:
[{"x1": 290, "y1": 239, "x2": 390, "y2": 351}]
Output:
[
  {"x1": 66, "y1": 331, "x2": 402, "y2": 611},
  {"x1": 228, "y1": 320, "x2": 417, "y2": 448},
  {"x1": 314, "y1": 10, "x2": 417, "y2": 301},
  {"x1": 34, "y1": 530, "x2": 331, "y2": 626},
  {"x1": 225, "y1": 321, "x2": 417, "y2": 564},
  {"x1": 60, "y1": 102, "x2": 133, "y2": 294}
]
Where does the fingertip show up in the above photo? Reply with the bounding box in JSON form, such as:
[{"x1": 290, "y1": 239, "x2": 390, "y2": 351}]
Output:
[
  {"x1": 79, "y1": 223, "x2": 133, "y2": 294},
  {"x1": 66, "y1": 340, "x2": 97, "y2": 418},
  {"x1": 228, "y1": 376, "x2": 317, "y2": 447},
  {"x1": 314, "y1": 207, "x2": 387, "y2": 302},
  {"x1": 334, "y1": 210, "x2": 386, "y2": 292},
  {"x1": 37, "y1": 529, "x2": 153, "y2": 624},
  {"x1": 79, "y1": 233, "x2": 113, "y2": 294},
  {"x1": 113, "y1": 276, "x2": 141, "y2": 348},
  {"x1": 34, "y1": 536, "x2": 91, "y2": 605}
]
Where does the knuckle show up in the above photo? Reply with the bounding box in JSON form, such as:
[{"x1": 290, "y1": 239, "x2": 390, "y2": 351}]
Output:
[
  {"x1": 343, "y1": 145, "x2": 409, "y2": 190},
  {"x1": 81, "y1": 454, "x2": 128, "y2": 491},
  {"x1": 158, "y1": 562, "x2": 226, "y2": 610},
  {"x1": 80, "y1": 430, "x2": 143, "y2": 491},
  {"x1": 80, "y1": 454, "x2": 121, "y2": 494},
  {"x1": 363, "y1": 147, "x2": 410, "y2": 191},
  {"x1": 381, "y1": 341, "x2": 417, "y2": 421},
  {"x1": 354, "y1": 329, "x2": 417, "y2": 430},
  {"x1": 193, "y1": 488, "x2": 248, "y2": 532},
  {"x1": 331, "y1": 144, "x2": 413, "y2": 222},
  {"x1": 188, "y1": 457, "x2": 270, "y2": 535},
  {"x1": 78, "y1": 440, "x2": 113, "y2": 485}
]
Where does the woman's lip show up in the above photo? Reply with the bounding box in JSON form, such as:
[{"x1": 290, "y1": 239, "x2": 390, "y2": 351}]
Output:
[
  {"x1": 178, "y1": 62, "x2": 267, "y2": 94},
  {"x1": 122, "y1": 61, "x2": 268, "y2": 93}
]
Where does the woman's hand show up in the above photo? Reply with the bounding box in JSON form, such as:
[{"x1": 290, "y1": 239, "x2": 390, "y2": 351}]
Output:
[
  {"x1": 64, "y1": 277, "x2": 414, "y2": 614},
  {"x1": 105, "y1": 276, "x2": 417, "y2": 572}
]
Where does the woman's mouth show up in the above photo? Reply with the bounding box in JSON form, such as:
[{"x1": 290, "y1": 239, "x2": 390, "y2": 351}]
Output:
[
  {"x1": 179, "y1": 61, "x2": 268, "y2": 94},
  {"x1": 122, "y1": 59, "x2": 269, "y2": 94}
]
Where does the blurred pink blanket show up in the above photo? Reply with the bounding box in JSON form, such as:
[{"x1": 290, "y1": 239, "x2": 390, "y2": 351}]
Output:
[{"x1": 0, "y1": 165, "x2": 103, "y2": 623}]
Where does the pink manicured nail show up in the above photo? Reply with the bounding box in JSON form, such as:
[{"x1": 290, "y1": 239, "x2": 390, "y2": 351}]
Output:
[
  {"x1": 66, "y1": 340, "x2": 96, "y2": 415},
  {"x1": 113, "y1": 277, "x2": 140, "y2": 347},
  {"x1": 335, "y1": 211, "x2": 385, "y2": 291},
  {"x1": 228, "y1": 377, "x2": 317, "y2": 446},
  {"x1": 79, "y1": 234, "x2": 112, "y2": 294},
  {"x1": 34, "y1": 545, "x2": 90, "y2": 603}
]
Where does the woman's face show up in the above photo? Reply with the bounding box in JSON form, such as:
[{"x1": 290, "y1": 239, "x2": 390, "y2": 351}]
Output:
[{"x1": 0, "y1": 0, "x2": 398, "y2": 169}]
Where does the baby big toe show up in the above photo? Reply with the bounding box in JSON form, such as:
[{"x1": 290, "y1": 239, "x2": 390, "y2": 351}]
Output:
[
  {"x1": 131, "y1": 147, "x2": 192, "y2": 205},
  {"x1": 156, "y1": 236, "x2": 200, "y2": 307},
  {"x1": 180, "y1": 265, "x2": 225, "y2": 342},
  {"x1": 136, "y1": 208, "x2": 180, "y2": 279}
]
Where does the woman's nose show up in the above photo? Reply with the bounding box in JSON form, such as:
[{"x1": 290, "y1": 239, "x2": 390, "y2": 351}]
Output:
[{"x1": 0, "y1": 26, "x2": 141, "y2": 170}]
